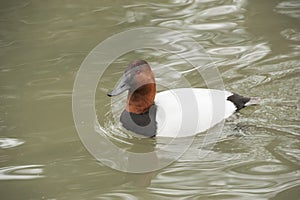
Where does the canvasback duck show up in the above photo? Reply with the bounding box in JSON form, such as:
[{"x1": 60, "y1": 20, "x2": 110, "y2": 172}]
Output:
[{"x1": 107, "y1": 60, "x2": 256, "y2": 138}]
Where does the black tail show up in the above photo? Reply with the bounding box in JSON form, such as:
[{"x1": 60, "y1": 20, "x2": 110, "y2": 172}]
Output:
[{"x1": 227, "y1": 93, "x2": 251, "y2": 111}]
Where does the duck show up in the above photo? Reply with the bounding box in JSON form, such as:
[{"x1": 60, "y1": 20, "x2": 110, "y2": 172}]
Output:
[{"x1": 107, "y1": 60, "x2": 257, "y2": 138}]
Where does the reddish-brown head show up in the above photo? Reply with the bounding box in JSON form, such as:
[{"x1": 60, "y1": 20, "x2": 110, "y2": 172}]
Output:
[{"x1": 107, "y1": 60, "x2": 156, "y2": 114}]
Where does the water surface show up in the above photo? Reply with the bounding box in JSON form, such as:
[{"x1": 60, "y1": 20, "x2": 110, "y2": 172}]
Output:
[{"x1": 0, "y1": 0, "x2": 299, "y2": 199}]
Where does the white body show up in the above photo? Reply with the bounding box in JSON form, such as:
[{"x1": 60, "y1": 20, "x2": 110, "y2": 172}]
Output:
[{"x1": 154, "y1": 88, "x2": 236, "y2": 137}]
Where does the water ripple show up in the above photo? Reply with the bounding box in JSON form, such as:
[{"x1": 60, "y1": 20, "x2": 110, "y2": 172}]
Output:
[
  {"x1": 191, "y1": 5, "x2": 241, "y2": 18},
  {"x1": 27, "y1": 77, "x2": 60, "y2": 86},
  {"x1": 0, "y1": 165, "x2": 45, "y2": 180},
  {"x1": 281, "y1": 28, "x2": 300, "y2": 41},
  {"x1": 228, "y1": 161, "x2": 295, "y2": 176},
  {"x1": 275, "y1": 0, "x2": 300, "y2": 19},
  {"x1": 207, "y1": 46, "x2": 249, "y2": 55},
  {"x1": 187, "y1": 22, "x2": 237, "y2": 30},
  {"x1": 0, "y1": 138, "x2": 25, "y2": 149},
  {"x1": 35, "y1": 90, "x2": 72, "y2": 100},
  {"x1": 213, "y1": 32, "x2": 252, "y2": 45},
  {"x1": 237, "y1": 43, "x2": 270, "y2": 67}
]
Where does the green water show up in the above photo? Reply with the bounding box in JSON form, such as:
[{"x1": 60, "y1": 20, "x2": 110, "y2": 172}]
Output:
[{"x1": 0, "y1": 0, "x2": 299, "y2": 199}]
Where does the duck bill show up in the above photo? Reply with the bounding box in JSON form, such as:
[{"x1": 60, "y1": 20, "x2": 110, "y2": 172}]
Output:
[{"x1": 107, "y1": 74, "x2": 130, "y2": 97}]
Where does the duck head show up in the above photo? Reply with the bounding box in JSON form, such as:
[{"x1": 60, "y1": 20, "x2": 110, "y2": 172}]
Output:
[{"x1": 107, "y1": 60, "x2": 156, "y2": 114}]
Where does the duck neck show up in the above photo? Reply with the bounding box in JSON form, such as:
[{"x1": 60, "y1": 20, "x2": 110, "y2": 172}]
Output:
[{"x1": 126, "y1": 83, "x2": 156, "y2": 114}]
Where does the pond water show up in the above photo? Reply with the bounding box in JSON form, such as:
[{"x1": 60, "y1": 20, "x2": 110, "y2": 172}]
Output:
[{"x1": 0, "y1": 0, "x2": 299, "y2": 199}]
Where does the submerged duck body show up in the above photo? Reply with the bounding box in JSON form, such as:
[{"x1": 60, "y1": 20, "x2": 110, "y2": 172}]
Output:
[{"x1": 108, "y1": 60, "x2": 254, "y2": 138}]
